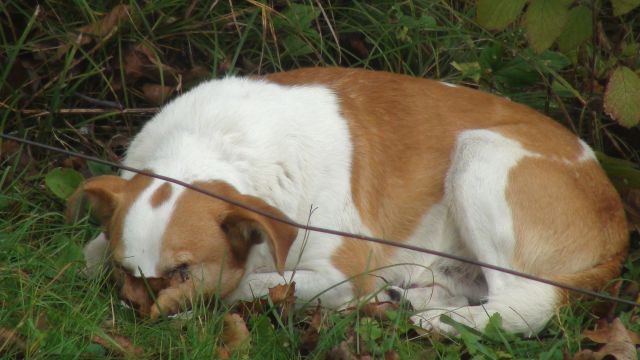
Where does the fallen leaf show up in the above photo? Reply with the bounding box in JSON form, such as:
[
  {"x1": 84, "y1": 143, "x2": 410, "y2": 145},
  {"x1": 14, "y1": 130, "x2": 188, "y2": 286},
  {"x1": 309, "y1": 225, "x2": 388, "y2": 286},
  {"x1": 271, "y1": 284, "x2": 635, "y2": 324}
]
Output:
[
  {"x1": 268, "y1": 282, "x2": 297, "y2": 319},
  {"x1": 142, "y1": 84, "x2": 174, "y2": 105},
  {"x1": 268, "y1": 282, "x2": 296, "y2": 305},
  {"x1": 57, "y1": 5, "x2": 129, "y2": 58},
  {"x1": 123, "y1": 43, "x2": 179, "y2": 84},
  {"x1": 582, "y1": 318, "x2": 640, "y2": 345},
  {"x1": 0, "y1": 327, "x2": 27, "y2": 353},
  {"x1": 326, "y1": 340, "x2": 356, "y2": 360},
  {"x1": 384, "y1": 350, "x2": 401, "y2": 360},
  {"x1": 183, "y1": 65, "x2": 211, "y2": 84},
  {"x1": 79, "y1": 5, "x2": 129, "y2": 41},
  {"x1": 300, "y1": 307, "x2": 322, "y2": 354},
  {"x1": 359, "y1": 302, "x2": 399, "y2": 321},
  {"x1": 221, "y1": 313, "x2": 250, "y2": 350},
  {"x1": 92, "y1": 332, "x2": 143, "y2": 357},
  {"x1": 61, "y1": 156, "x2": 86, "y2": 170}
]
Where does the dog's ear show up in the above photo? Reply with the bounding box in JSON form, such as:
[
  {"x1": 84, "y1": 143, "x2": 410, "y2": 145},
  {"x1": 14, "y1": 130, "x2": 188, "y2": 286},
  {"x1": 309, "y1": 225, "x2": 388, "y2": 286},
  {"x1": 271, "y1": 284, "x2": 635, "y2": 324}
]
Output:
[
  {"x1": 221, "y1": 196, "x2": 298, "y2": 274},
  {"x1": 66, "y1": 175, "x2": 127, "y2": 226}
]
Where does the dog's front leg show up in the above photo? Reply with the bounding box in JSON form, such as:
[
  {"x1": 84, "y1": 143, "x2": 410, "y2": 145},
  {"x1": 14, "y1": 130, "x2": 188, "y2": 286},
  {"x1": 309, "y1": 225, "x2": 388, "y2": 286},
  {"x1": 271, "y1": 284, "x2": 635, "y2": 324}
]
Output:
[{"x1": 225, "y1": 270, "x2": 353, "y2": 308}]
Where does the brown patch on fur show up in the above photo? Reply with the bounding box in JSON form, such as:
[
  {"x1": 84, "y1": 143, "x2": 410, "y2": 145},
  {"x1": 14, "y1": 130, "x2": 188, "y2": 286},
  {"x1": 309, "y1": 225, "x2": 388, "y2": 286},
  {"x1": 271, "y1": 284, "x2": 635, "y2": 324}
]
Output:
[
  {"x1": 266, "y1": 67, "x2": 592, "y2": 295},
  {"x1": 149, "y1": 182, "x2": 172, "y2": 208},
  {"x1": 331, "y1": 238, "x2": 378, "y2": 297},
  {"x1": 506, "y1": 157, "x2": 628, "y2": 298},
  {"x1": 159, "y1": 181, "x2": 297, "y2": 276}
]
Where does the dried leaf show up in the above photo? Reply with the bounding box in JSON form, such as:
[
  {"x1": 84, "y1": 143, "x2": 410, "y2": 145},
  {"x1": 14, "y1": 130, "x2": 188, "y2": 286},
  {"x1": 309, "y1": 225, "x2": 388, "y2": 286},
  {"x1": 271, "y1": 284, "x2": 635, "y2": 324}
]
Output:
[
  {"x1": 57, "y1": 5, "x2": 129, "y2": 58},
  {"x1": 221, "y1": 313, "x2": 250, "y2": 350},
  {"x1": 582, "y1": 318, "x2": 640, "y2": 345},
  {"x1": 359, "y1": 302, "x2": 399, "y2": 321},
  {"x1": 91, "y1": 332, "x2": 143, "y2": 357},
  {"x1": 300, "y1": 307, "x2": 322, "y2": 353},
  {"x1": 123, "y1": 43, "x2": 179, "y2": 84},
  {"x1": 326, "y1": 341, "x2": 356, "y2": 360},
  {"x1": 78, "y1": 5, "x2": 129, "y2": 40},
  {"x1": 0, "y1": 327, "x2": 27, "y2": 353},
  {"x1": 183, "y1": 65, "x2": 211, "y2": 84},
  {"x1": 604, "y1": 66, "x2": 640, "y2": 128},
  {"x1": 384, "y1": 350, "x2": 401, "y2": 360},
  {"x1": 525, "y1": 0, "x2": 570, "y2": 53},
  {"x1": 142, "y1": 84, "x2": 174, "y2": 105},
  {"x1": 268, "y1": 282, "x2": 296, "y2": 305}
]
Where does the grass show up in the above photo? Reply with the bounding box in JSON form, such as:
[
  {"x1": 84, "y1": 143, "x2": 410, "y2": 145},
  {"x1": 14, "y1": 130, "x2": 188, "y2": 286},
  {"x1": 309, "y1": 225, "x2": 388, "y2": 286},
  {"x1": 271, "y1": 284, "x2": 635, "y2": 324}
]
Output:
[{"x1": 1, "y1": 0, "x2": 639, "y2": 358}]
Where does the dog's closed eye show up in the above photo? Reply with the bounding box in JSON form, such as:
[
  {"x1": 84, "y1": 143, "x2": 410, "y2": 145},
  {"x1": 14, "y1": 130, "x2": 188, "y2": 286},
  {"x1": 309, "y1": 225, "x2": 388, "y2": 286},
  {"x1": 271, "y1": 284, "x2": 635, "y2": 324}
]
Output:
[{"x1": 168, "y1": 263, "x2": 190, "y2": 282}]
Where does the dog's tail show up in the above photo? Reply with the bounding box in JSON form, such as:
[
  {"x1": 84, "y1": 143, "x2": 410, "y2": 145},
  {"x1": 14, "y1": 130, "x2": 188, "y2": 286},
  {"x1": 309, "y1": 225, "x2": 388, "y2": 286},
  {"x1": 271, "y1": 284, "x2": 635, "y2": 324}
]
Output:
[{"x1": 551, "y1": 249, "x2": 629, "y2": 304}]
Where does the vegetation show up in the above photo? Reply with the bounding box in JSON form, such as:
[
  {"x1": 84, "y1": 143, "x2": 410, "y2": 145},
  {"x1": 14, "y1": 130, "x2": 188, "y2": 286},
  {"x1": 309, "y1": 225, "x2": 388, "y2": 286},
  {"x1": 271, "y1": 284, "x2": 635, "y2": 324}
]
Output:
[{"x1": 1, "y1": 0, "x2": 639, "y2": 358}]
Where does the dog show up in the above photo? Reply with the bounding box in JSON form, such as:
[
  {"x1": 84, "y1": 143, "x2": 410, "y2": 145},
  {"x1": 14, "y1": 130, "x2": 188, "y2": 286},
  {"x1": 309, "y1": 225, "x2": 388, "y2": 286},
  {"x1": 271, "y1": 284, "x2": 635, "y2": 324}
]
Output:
[{"x1": 69, "y1": 67, "x2": 628, "y2": 335}]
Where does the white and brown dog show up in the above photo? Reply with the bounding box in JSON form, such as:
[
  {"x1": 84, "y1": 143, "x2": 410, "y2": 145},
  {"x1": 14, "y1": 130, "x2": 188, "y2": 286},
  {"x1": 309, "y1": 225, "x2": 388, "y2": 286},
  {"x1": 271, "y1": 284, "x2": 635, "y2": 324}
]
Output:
[{"x1": 70, "y1": 67, "x2": 628, "y2": 335}]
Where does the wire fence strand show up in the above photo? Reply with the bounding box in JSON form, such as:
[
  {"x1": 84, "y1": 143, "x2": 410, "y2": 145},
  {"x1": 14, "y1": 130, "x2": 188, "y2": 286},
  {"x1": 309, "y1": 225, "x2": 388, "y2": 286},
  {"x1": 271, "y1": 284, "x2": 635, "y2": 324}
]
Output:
[{"x1": 1, "y1": 132, "x2": 638, "y2": 307}]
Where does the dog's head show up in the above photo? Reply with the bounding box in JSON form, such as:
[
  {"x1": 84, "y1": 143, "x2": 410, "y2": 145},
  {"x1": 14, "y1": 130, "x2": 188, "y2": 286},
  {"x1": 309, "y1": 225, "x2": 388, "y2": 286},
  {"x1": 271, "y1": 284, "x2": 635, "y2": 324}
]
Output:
[{"x1": 68, "y1": 174, "x2": 297, "y2": 317}]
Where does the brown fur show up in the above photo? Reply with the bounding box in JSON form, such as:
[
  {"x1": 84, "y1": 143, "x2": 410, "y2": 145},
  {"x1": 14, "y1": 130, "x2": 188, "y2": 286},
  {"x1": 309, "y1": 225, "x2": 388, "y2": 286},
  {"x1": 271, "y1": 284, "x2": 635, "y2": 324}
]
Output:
[
  {"x1": 149, "y1": 182, "x2": 172, "y2": 208},
  {"x1": 266, "y1": 67, "x2": 627, "y2": 296}
]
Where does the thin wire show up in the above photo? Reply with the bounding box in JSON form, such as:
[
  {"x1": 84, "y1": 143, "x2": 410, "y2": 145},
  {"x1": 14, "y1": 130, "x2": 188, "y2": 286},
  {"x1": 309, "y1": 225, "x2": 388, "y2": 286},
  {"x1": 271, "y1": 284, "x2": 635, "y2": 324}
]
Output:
[{"x1": 1, "y1": 132, "x2": 638, "y2": 307}]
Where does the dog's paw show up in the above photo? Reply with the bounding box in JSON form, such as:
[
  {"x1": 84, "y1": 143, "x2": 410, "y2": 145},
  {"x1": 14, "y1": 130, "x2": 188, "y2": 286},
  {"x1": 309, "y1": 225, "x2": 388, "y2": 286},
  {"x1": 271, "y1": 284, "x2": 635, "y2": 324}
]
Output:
[
  {"x1": 150, "y1": 287, "x2": 191, "y2": 319},
  {"x1": 411, "y1": 307, "x2": 489, "y2": 335}
]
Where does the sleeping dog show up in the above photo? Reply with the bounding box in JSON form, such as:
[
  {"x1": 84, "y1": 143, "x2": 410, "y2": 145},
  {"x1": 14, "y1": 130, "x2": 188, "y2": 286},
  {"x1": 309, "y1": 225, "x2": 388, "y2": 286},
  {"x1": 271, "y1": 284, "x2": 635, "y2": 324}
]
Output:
[{"x1": 69, "y1": 67, "x2": 628, "y2": 335}]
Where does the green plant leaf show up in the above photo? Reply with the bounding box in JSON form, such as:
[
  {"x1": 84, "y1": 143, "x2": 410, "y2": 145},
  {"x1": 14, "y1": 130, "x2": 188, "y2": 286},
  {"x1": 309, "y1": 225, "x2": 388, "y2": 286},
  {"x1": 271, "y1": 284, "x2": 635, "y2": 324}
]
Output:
[
  {"x1": 525, "y1": 0, "x2": 570, "y2": 53},
  {"x1": 596, "y1": 152, "x2": 640, "y2": 189},
  {"x1": 604, "y1": 66, "x2": 640, "y2": 127},
  {"x1": 451, "y1": 61, "x2": 482, "y2": 82},
  {"x1": 476, "y1": 0, "x2": 527, "y2": 31},
  {"x1": 87, "y1": 161, "x2": 114, "y2": 176},
  {"x1": 557, "y1": 5, "x2": 593, "y2": 54},
  {"x1": 611, "y1": 0, "x2": 640, "y2": 16},
  {"x1": 45, "y1": 168, "x2": 84, "y2": 200}
]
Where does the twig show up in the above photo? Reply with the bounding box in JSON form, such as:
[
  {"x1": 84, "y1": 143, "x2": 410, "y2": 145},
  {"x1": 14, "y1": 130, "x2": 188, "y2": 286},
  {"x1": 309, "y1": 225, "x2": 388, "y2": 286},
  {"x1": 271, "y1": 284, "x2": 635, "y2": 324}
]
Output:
[{"x1": 16, "y1": 108, "x2": 159, "y2": 116}]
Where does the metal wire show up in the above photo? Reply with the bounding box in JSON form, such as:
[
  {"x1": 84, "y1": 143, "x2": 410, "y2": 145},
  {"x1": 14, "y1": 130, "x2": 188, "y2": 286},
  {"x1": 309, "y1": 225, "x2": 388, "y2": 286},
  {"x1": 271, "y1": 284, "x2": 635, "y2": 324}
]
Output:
[{"x1": 1, "y1": 132, "x2": 638, "y2": 307}]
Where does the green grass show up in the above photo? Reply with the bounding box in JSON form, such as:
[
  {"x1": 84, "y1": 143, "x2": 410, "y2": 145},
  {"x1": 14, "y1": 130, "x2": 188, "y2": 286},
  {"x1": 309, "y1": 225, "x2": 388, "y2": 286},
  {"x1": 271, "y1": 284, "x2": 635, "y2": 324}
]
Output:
[{"x1": 1, "y1": 1, "x2": 639, "y2": 358}]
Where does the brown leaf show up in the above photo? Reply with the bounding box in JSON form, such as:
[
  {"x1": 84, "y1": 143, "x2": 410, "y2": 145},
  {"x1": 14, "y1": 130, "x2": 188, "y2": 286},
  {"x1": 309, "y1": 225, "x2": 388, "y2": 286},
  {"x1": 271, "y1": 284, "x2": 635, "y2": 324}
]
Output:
[
  {"x1": 301, "y1": 307, "x2": 322, "y2": 353},
  {"x1": 0, "y1": 327, "x2": 27, "y2": 353},
  {"x1": 79, "y1": 5, "x2": 129, "y2": 39},
  {"x1": 582, "y1": 318, "x2": 640, "y2": 345},
  {"x1": 57, "y1": 5, "x2": 129, "y2": 58},
  {"x1": 384, "y1": 350, "x2": 401, "y2": 360},
  {"x1": 221, "y1": 313, "x2": 250, "y2": 350},
  {"x1": 326, "y1": 341, "x2": 356, "y2": 360},
  {"x1": 573, "y1": 318, "x2": 639, "y2": 360},
  {"x1": 359, "y1": 302, "x2": 399, "y2": 321},
  {"x1": 123, "y1": 43, "x2": 179, "y2": 84},
  {"x1": 183, "y1": 65, "x2": 212, "y2": 84},
  {"x1": 62, "y1": 157, "x2": 86, "y2": 170},
  {"x1": 34, "y1": 312, "x2": 49, "y2": 331},
  {"x1": 142, "y1": 84, "x2": 174, "y2": 105},
  {"x1": 268, "y1": 282, "x2": 296, "y2": 305},
  {"x1": 92, "y1": 332, "x2": 143, "y2": 357}
]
